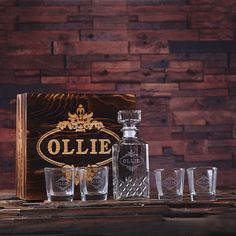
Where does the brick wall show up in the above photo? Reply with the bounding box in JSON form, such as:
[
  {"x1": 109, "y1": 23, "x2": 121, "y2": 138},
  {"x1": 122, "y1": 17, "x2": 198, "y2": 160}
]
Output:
[{"x1": 0, "y1": 0, "x2": 236, "y2": 192}]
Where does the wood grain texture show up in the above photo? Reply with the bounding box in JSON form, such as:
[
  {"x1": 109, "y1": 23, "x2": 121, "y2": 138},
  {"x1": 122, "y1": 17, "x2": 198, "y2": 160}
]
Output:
[{"x1": 0, "y1": 192, "x2": 236, "y2": 235}]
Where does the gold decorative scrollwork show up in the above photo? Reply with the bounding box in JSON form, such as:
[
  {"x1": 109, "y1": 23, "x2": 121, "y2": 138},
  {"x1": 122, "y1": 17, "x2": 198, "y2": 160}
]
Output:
[{"x1": 56, "y1": 104, "x2": 104, "y2": 132}]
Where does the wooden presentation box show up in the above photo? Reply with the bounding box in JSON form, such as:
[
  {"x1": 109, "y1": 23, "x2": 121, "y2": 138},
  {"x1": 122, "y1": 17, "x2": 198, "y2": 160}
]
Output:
[{"x1": 16, "y1": 93, "x2": 135, "y2": 201}]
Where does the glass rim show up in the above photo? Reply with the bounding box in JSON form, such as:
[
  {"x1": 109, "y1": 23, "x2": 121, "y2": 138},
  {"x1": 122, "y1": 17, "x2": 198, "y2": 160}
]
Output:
[
  {"x1": 77, "y1": 166, "x2": 109, "y2": 170},
  {"x1": 154, "y1": 168, "x2": 185, "y2": 172},
  {"x1": 118, "y1": 109, "x2": 141, "y2": 113},
  {"x1": 44, "y1": 167, "x2": 74, "y2": 171},
  {"x1": 186, "y1": 166, "x2": 217, "y2": 171}
]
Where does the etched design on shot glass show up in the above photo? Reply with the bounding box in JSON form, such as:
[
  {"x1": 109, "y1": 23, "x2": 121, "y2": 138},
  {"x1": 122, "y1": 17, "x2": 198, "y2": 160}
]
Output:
[
  {"x1": 55, "y1": 176, "x2": 71, "y2": 191},
  {"x1": 196, "y1": 174, "x2": 210, "y2": 191},
  {"x1": 162, "y1": 176, "x2": 178, "y2": 191},
  {"x1": 91, "y1": 175, "x2": 104, "y2": 190}
]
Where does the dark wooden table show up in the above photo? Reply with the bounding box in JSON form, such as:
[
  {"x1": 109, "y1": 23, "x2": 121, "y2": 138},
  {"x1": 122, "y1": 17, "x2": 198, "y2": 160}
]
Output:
[{"x1": 0, "y1": 190, "x2": 236, "y2": 236}]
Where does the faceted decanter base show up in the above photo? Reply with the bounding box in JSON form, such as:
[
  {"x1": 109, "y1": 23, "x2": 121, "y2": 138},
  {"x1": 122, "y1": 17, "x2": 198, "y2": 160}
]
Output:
[{"x1": 114, "y1": 176, "x2": 149, "y2": 200}]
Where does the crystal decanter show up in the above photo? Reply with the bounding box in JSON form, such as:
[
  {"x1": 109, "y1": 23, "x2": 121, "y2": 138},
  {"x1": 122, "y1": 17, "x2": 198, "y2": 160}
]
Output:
[{"x1": 112, "y1": 110, "x2": 150, "y2": 200}]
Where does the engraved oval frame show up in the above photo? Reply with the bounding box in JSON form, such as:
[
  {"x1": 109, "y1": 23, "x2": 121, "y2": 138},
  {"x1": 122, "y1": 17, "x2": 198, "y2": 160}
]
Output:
[
  {"x1": 36, "y1": 128, "x2": 120, "y2": 167},
  {"x1": 119, "y1": 155, "x2": 144, "y2": 168}
]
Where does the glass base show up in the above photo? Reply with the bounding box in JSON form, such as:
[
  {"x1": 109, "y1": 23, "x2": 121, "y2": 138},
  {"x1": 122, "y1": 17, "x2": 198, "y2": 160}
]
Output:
[
  {"x1": 158, "y1": 194, "x2": 183, "y2": 202},
  {"x1": 190, "y1": 194, "x2": 216, "y2": 202},
  {"x1": 81, "y1": 193, "x2": 107, "y2": 201},
  {"x1": 114, "y1": 195, "x2": 150, "y2": 201},
  {"x1": 48, "y1": 195, "x2": 73, "y2": 202}
]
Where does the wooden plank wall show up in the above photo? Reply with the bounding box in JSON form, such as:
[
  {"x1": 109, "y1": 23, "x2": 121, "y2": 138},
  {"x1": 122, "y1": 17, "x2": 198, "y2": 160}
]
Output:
[{"x1": 0, "y1": 0, "x2": 236, "y2": 193}]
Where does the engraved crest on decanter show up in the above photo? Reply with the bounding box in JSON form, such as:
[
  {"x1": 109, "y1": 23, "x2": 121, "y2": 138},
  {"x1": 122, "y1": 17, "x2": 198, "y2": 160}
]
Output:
[{"x1": 112, "y1": 110, "x2": 150, "y2": 200}]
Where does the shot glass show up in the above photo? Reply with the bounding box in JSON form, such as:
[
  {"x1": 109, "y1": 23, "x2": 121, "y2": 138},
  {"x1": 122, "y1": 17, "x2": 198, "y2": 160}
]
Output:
[
  {"x1": 44, "y1": 167, "x2": 74, "y2": 202},
  {"x1": 187, "y1": 167, "x2": 217, "y2": 202},
  {"x1": 154, "y1": 168, "x2": 185, "y2": 201},
  {"x1": 78, "y1": 166, "x2": 109, "y2": 201}
]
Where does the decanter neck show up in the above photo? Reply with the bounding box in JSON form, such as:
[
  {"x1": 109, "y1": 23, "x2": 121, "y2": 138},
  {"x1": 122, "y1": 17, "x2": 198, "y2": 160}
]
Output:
[{"x1": 122, "y1": 127, "x2": 137, "y2": 138}]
